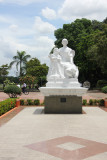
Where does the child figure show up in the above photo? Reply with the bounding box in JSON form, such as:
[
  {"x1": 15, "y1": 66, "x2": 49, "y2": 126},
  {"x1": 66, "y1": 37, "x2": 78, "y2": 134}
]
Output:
[{"x1": 47, "y1": 48, "x2": 64, "y2": 80}]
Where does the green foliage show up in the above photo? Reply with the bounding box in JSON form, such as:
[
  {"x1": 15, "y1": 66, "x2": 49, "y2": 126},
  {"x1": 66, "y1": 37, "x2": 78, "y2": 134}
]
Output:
[
  {"x1": 82, "y1": 99, "x2": 87, "y2": 105},
  {"x1": 4, "y1": 78, "x2": 15, "y2": 86},
  {"x1": 0, "y1": 64, "x2": 9, "y2": 76},
  {"x1": 97, "y1": 80, "x2": 107, "y2": 88},
  {"x1": 4, "y1": 78, "x2": 11, "y2": 85},
  {"x1": 0, "y1": 98, "x2": 16, "y2": 116},
  {"x1": 4, "y1": 85, "x2": 21, "y2": 98},
  {"x1": 37, "y1": 76, "x2": 47, "y2": 87},
  {"x1": 26, "y1": 58, "x2": 48, "y2": 86},
  {"x1": 99, "y1": 99, "x2": 104, "y2": 106},
  {"x1": 89, "y1": 99, "x2": 94, "y2": 105},
  {"x1": 26, "y1": 58, "x2": 40, "y2": 67},
  {"x1": 20, "y1": 75, "x2": 36, "y2": 86},
  {"x1": 17, "y1": 99, "x2": 42, "y2": 106},
  {"x1": 34, "y1": 99, "x2": 40, "y2": 105},
  {"x1": 102, "y1": 86, "x2": 107, "y2": 93},
  {"x1": 27, "y1": 99, "x2": 33, "y2": 105},
  {"x1": 93, "y1": 99, "x2": 97, "y2": 105},
  {"x1": 20, "y1": 99, "x2": 24, "y2": 105},
  {"x1": 9, "y1": 51, "x2": 31, "y2": 76},
  {"x1": 54, "y1": 18, "x2": 107, "y2": 87}
]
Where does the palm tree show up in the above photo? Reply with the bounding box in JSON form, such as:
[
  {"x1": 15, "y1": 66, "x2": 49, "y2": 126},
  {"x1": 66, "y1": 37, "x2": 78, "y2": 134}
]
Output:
[{"x1": 10, "y1": 51, "x2": 31, "y2": 76}]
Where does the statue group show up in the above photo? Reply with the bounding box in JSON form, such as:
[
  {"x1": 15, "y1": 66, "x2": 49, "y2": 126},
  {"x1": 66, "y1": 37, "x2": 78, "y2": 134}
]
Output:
[
  {"x1": 40, "y1": 38, "x2": 88, "y2": 113},
  {"x1": 47, "y1": 39, "x2": 79, "y2": 81}
]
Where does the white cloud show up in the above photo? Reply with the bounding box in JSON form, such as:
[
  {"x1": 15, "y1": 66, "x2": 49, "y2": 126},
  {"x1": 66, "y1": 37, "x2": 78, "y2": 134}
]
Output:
[
  {"x1": 0, "y1": 15, "x2": 55, "y2": 75},
  {"x1": 1, "y1": 0, "x2": 47, "y2": 5},
  {"x1": 58, "y1": 0, "x2": 107, "y2": 21},
  {"x1": 34, "y1": 16, "x2": 56, "y2": 35},
  {"x1": 42, "y1": 7, "x2": 57, "y2": 20},
  {"x1": 9, "y1": 24, "x2": 18, "y2": 32}
]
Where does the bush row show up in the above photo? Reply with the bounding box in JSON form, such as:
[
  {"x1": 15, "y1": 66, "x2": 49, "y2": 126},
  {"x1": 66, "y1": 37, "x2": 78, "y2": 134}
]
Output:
[
  {"x1": 82, "y1": 99, "x2": 105, "y2": 106},
  {"x1": 0, "y1": 98, "x2": 16, "y2": 116},
  {"x1": 20, "y1": 99, "x2": 44, "y2": 106}
]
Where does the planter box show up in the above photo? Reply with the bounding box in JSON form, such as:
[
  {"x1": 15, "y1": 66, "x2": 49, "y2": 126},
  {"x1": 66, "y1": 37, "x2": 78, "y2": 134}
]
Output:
[
  {"x1": 16, "y1": 99, "x2": 20, "y2": 107},
  {"x1": 104, "y1": 99, "x2": 107, "y2": 108}
]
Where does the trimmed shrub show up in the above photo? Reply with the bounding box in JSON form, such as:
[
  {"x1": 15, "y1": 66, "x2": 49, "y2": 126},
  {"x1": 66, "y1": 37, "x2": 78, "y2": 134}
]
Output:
[
  {"x1": 4, "y1": 85, "x2": 21, "y2": 98},
  {"x1": 82, "y1": 99, "x2": 87, "y2": 106},
  {"x1": 0, "y1": 98, "x2": 16, "y2": 116},
  {"x1": 99, "y1": 99, "x2": 104, "y2": 106},
  {"x1": 102, "y1": 86, "x2": 107, "y2": 93},
  {"x1": 97, "y1": 80, "x2": 107, "y2": 88},
  {"x1": 93, "y1": 99, "x2": 97, "y2": 106},
  {"x1": 20, "y1": 99, "x2": 24, "y2": 105},
  {"x1": 89, "y1": 99, "x2": 94, "y2": 105},
  {"x1": 34, "y1": 99, "x2": 40, "y2": 105},
  {"x1": 27, "y1": 99, "x2": 33, "y2": 105}
]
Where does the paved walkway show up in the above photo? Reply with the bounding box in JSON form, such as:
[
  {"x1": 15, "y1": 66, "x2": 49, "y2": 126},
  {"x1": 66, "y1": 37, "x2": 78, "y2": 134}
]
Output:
[
  {"x1": 0, "y1": 90, "x2": 106, "y2": 103},
  {"x1": 0, "y1": 106, "x2": 107, "y2": 160}
]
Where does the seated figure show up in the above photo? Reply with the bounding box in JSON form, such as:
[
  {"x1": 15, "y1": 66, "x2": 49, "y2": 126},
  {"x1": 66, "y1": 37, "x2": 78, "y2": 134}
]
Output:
[{"x1": 59, "y1": 38, "x2": 79, "y2": 79}]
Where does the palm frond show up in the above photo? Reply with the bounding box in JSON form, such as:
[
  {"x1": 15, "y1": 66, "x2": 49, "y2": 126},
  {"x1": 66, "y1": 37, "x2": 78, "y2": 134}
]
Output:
[{"x1": 9, "y1": 61, "x2": 16, "y2": 69}]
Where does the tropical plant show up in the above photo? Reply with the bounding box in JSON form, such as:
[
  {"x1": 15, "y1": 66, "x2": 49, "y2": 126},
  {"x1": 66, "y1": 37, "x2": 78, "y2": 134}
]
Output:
[{"x1": 9, "y1": 51, "x2": 31, "y2": 76}]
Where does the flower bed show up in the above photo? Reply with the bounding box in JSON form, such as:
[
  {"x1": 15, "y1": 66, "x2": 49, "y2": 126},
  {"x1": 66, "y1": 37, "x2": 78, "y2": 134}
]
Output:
[{"x1": 0, "y1": 98, "x2": 16, "y2": 116}]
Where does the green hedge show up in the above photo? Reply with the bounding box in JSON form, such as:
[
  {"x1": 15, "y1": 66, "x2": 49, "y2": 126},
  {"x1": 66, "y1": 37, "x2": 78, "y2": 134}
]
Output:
[{"x1": 0, "y1": 98, "x2": 16, "y2": 116}]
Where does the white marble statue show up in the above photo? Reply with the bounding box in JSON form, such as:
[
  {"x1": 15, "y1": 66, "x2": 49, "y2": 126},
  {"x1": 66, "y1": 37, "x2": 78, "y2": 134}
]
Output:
[
  {"x1": 47, "y1": 39, "x2": 79, "y2": 80},
  {"x1": 59, "y1": 38, "x2": 79, "y2": 79},
  {"x1": 47, "y1": 48, "x2": 64, "y2": 80}
]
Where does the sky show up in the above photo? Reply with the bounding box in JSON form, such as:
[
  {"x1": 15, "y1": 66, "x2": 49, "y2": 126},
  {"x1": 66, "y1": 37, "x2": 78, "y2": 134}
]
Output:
[{"x1": 0, "y1": 0, "x2": 107, "y2": 76}]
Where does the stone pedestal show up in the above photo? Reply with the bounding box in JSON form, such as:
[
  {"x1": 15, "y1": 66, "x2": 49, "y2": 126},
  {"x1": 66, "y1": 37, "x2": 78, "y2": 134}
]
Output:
[
  {"x1": 45, "y1": 95, "x2": 82, "y2": 114},
  {"x1": 40, "y1": 87, "x2": 87, "y2": 114}
]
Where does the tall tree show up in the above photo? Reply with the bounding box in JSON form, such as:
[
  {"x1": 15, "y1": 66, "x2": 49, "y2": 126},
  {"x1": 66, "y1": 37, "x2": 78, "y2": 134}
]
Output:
[
  {"x1": 54, "y1": 18, "x2": 107, "y2": 87},
  {"x1": 10, "y1": 51, "x2": 31, "y2": 76},
  {"x1": 26, "y1": 58, "x2": 48, "y2": 86},
  {"x1": 26, "y1": 58, "x2": 48, "y2": 77}
]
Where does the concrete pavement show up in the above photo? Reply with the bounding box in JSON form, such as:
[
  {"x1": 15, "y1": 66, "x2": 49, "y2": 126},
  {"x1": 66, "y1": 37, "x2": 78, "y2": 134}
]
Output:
[{"x1": 0, "y1": 107, "x2": 107, "y2": 160}]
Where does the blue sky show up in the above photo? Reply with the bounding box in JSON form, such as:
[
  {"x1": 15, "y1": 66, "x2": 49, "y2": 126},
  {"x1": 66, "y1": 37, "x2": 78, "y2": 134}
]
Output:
[{"x1": 0, "y1": 0, "x2": 107, "y2": 76}]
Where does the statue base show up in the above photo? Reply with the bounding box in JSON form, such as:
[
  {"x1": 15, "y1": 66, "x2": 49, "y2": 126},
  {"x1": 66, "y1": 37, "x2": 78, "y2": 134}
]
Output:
[
  {"x1": 46, "y1": 78, "x2": 81, "y2": 88},
  {"x1": 40, "y1": 87, "x2": 88, "y2": 114}
]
